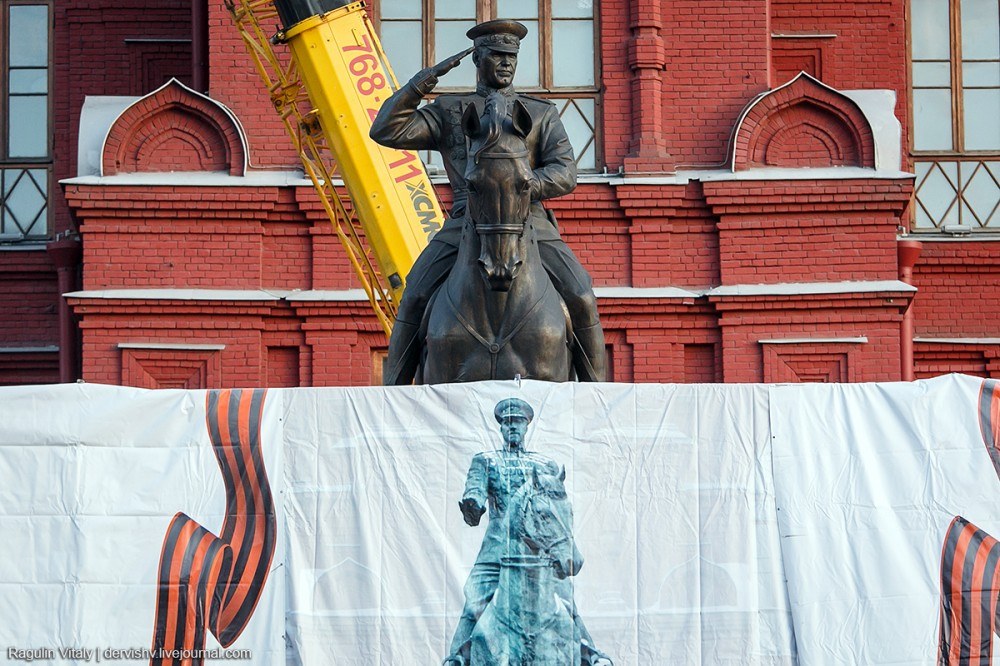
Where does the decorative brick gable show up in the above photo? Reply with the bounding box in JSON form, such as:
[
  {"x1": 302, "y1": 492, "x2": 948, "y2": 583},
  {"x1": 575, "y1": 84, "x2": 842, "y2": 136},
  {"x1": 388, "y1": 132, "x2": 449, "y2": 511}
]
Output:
[
  {"x1": 102, "y1": 79, "x2": 247, "y2": 176},
  {"x1": 730, "y1": 73, "x2": 876, "y2": 170}
]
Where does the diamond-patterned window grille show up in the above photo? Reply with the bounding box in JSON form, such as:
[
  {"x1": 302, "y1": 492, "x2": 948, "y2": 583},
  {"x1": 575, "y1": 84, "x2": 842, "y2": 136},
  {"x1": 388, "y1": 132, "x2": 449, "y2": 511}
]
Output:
[
  {"x1": 913, "y1": 159, "x2": 1000, "y2": 231},
  {"x1": 1, "y1": 168, "x2": 49, "y2": 240},
  {"x1": 549, "y1": 97, "x2": 596, "y2": 171}
]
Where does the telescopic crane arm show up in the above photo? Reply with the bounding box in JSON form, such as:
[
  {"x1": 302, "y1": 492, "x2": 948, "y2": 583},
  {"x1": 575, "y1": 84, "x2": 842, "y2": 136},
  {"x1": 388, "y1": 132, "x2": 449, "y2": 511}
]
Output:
[{"x1": 225, "y1": 0, "x2": 445, "y2": 336}]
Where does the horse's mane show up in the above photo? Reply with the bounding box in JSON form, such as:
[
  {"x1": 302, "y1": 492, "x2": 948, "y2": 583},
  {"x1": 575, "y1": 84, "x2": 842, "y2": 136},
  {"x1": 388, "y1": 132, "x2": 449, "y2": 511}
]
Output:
[{"x1": 472, "y1": 91, "x2": 508, "y2": 163}]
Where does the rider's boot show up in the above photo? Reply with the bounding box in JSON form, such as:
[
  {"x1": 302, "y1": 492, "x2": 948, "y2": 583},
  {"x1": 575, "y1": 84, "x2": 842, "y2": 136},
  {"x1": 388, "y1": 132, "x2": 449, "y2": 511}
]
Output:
[
  {"x1": 382, "y1": 318, "x2": 422, "y2": 385},
  {"x1": 573, "y1": 322, "x2": 607, "y2": 382}
]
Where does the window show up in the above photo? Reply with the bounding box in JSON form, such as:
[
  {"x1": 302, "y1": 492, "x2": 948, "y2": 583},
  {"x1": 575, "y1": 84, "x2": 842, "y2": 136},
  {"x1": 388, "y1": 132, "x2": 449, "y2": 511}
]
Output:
[
  {"x1": 374, "y1": 0, "x2": 599, "y2": 170},
  {"x1": 910, "y1": 0, "x2": 1000, "y2": 231},
  {"x1": 1, "y1": 1, "x2": 50, "y2": 241}
]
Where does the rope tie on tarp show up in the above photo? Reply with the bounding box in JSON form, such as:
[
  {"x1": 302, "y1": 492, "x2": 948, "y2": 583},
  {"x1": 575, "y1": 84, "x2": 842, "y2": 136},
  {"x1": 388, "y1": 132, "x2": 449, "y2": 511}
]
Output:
[{"x1": 149, "y1": 389, "x2": 275, "y2": 665}]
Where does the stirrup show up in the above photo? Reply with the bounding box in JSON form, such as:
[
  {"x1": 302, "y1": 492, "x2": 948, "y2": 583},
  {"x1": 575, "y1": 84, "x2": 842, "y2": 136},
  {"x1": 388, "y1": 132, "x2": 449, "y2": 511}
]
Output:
[{"x1": 442, "y1": 655, "x2": 465, "y2": 666}]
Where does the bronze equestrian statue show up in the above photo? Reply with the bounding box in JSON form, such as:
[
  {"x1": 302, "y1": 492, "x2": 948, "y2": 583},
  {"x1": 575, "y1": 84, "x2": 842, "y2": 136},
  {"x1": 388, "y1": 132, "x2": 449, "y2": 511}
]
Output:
[
  {"x1": 417, "y1": 92, "x2": 574, "y2": 382},
  {"x1": 370, "y1": 19, "x2": 607, "y2": 385}
]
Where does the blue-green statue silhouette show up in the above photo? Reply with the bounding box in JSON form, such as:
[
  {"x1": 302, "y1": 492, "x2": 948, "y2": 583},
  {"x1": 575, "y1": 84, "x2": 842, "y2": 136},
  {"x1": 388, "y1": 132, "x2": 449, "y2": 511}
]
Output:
[{"x1": 443, "y1": 398, "x2": 612, "y2": 666}]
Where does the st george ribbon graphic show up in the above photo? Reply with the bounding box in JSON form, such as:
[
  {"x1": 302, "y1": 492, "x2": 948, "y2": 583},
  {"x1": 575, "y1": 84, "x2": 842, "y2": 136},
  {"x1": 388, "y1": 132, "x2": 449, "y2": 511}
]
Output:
[
  {"x1": 939, "y1": 379, "x2": 1000, "y2": 665},
  {"x1": 149, "y1": 389, "x2": 276, "y2": 665}
]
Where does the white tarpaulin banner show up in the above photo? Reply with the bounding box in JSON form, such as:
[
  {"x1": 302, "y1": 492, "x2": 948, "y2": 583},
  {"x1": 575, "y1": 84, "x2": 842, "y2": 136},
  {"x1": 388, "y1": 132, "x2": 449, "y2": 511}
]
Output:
[
  {"x1": 0, "y1": 385, "x2": 285, "y2": 665},
  {"x1": 0, "y1": 375, "x2": 996, "y2": 664},
  {"x1": 770, "y1": 376, "x2": 1000, "y2": 665}
]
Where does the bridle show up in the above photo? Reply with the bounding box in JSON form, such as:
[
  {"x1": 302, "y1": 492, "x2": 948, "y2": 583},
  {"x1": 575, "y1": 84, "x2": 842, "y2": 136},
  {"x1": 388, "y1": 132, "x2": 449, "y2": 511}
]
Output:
[{"x1": 468, "y1": 145, "x2": 531, "y2": 238}]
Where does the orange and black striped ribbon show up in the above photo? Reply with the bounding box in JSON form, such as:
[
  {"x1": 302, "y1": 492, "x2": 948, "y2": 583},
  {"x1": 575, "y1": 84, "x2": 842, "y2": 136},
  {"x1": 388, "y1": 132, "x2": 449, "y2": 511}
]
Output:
[
  {"x1": 938, "y1": 379, "x2": 1000, "y2": 665},
  {"x1": 939, "y1": 516, "x2": 1000, "y2": 665},
  {"x1": 979, "y1": 379, "x2": 1000, "y2": 481},
  {"x1": 150, "y1": 389, "x2": 275, "y2": 665}
]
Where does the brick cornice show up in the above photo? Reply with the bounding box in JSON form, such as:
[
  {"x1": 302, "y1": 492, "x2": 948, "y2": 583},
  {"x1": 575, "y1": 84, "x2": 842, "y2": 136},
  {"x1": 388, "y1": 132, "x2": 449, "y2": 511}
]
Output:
[
  {"x1": 0, "y1": 249, "x2": 57, "y2": 274},
  {"x1": 292, "y1": 300, "x2": 383, "y2": 324},
  {"x1": 910, "y1": 239, "x2": 1000, "y2": 268},
  {"x1": 600, "y1": 296, "x2": 701, "y2": 313},
  {"x1": 703, "y1": 178, "x2": 913, "y2": 215},
  {"x1": 613, "y1": 183, "x2": 685, "y2": 217},
  {"x1": 64, "y1": 183, "x2": 283, "y2": 218},
  {"x1": 70, "y1": 298, "x2": 276, "y2": 312},
  {"x1": 708, "y1": 288, "x2": 914, "y2": 314}
]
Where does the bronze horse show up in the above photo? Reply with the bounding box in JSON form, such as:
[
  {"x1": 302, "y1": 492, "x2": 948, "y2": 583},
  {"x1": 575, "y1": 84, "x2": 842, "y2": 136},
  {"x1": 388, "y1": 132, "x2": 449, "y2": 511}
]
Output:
[{"x1": 417, "y1": 93, "x2": 573, "y2": 383}]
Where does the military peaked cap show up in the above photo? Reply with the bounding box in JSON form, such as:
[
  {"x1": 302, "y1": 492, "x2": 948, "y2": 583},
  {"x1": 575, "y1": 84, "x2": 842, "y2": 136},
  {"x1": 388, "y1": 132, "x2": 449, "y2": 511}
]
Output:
[
  {"x1": 494, "y1": 397, "x2": 534, "y2": 423},
  {"x1": 467, "y1": 19, "x2": 528, "y2": 54}
]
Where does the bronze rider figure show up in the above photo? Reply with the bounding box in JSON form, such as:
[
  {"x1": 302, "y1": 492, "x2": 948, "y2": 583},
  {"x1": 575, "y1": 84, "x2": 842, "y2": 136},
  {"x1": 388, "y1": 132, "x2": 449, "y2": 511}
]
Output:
[{"x1": 370, "y1": 19, "x2": 606, "y2": 385}]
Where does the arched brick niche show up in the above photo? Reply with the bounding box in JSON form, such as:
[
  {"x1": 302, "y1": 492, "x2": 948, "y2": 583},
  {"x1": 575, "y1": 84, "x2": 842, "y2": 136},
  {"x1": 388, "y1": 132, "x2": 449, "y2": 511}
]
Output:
[
  {"x1": 729, "y1": 73, "x2": 875, "y2": 170},
  {"x1": 102, "y1": 78, "x2": 247, "y2": 176}
]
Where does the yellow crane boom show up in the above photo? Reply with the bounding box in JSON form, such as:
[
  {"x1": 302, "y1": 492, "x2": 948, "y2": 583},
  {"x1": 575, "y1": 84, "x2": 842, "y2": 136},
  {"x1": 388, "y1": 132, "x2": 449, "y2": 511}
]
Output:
[{"x1": 224, "y1": 0, "x2": 444, "y2": 335}]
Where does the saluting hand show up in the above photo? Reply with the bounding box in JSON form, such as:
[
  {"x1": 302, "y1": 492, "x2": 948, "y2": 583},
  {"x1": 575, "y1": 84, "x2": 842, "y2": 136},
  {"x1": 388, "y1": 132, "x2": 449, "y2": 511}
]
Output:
[
  {"x1": 410, "y1": 47, "x2": 475, "y2": 95},
  {"x1": 430, "y1": 47, "x2": 474, "y2": 77}
]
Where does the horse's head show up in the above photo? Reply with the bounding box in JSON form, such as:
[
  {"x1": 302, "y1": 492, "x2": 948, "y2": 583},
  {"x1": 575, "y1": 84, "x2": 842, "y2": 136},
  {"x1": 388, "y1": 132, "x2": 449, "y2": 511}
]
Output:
[
  {"x1": 462, "y1": 92, "x2": 534, "y2": 292},
  {"x1": 511, "y1": 466, "x2": 583, "y2": 579}
]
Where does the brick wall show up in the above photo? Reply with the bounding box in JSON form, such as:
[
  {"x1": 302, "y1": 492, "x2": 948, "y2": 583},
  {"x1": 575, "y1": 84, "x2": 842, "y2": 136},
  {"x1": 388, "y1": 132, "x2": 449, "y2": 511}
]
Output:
[
  {"x1": 76, "y1": 307, "x2": 269, "y2": 387},
  {"x1": 705, "y1": 179, "x2": 911, "y2": 285},
  {"x1": 659, "y1": 0, "x2": 770, "y2": 168},
  {"x1": 54, "y1": 2, "x2": 193, "y2": 234},
  {"x1": 771, "y1": 0, "x2": 908, "y2": 160},
  {"x1": 0, "y1": 250, "x2": 61, "y2": 384},
  {"x1": 207, "y1": 2, "x2": 300, "y2": 171},
  {"x1": 910, "y1": 242, "x2": 1000, "y2": 339},
  {"x1": 712, "y1": 293, "x2": 908, "y2": 382},
  {"x1": 0, "y1": 2, "x2": 194, "y2": 386},
  {"x1": 12, "y1": 0, "x2": 997, "y2": 387}
]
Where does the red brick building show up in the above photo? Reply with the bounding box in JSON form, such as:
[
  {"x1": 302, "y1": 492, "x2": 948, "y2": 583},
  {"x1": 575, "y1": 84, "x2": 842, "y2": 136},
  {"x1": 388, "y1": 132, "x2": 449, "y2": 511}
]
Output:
[{"x1": 2, "y1": 0, "x2": 998, "y2": 388}]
